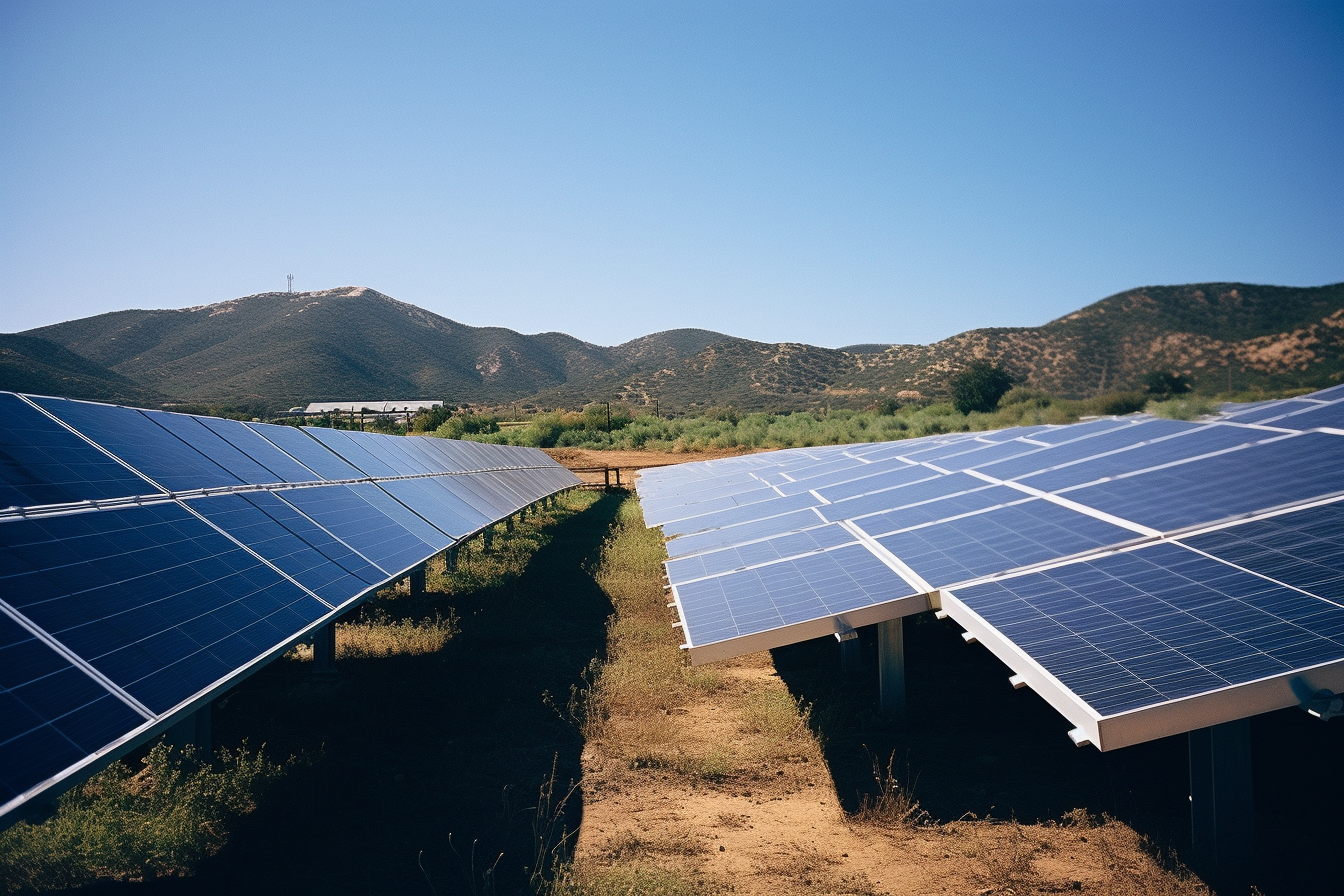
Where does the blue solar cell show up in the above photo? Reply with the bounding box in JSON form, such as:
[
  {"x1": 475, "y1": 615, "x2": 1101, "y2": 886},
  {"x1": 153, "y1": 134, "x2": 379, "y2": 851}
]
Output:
[
  {"x1": 143, "y1": 411, "x2": 284, "y2": 485},
  {"x1": 773, "y1": 456, "x2": 922, "y2": 497},
  {"x1": 660, "y1": 491, "x2": 822, "y2": 538},
  {"x1": 921, "y1": 438, "x2": 1055, "y2": 472},
  {"x1": 0, "y1": 612, "x2": 147, "y2": 806},
  {"x1": 665, "y1": 524, "x2": 857, "y2": 584},
  {"x1": 675, "y1": 543, "x2": 914, "y2": 648},
  {"x1": 812, "y1": 462, "x2": 937, "y2": 503},
  {"x1": 971, "y1": 419, "x2": 1200, "y2": 481},
  {"x1": 877, "y1": 499, "x2": 1137, "y2": 587},
  {"x1": 1221, "y1": 398, "x2": 1320, "y2": 424},
  {"x1": 663, "y1": 508, "x2": 828, "y2": 559},
  {"x1": 190, "y1": 493, "x2": 384, "y2": 606},
  {"x1": 1064, "y1": 432, "x2": 1344, "y2": 530},
  {"x1": 278, "y1": 485, "x2": 443, "y2": 576},
  {"x1": 1018, "y1": 423, "x2": 1273, "y2": 492},
  {"x1": 0, "y1": 393, "x2": 157, "y2": 509},
  {"x1": 819, "y1": 471, "x2": 988, "y2": 521},
  {"x1": 1265, "y1": 400, "x2": 1344, "y2": 432},
  {"x1": 644, "y1": 482, "x2": 784, "y2": 526},
  {"x1": 1183, "y1": 504, "x2": 1344, "y2": 606},
  {"x1": 31, "y1": 397, "x2": 243, "y2": 492},
  {"x1": 247, "y1": 424, "x2": 363, "y2": 481},
  {"x1": 195, "y1": 417, "x2": 320, "y2": 482},
  {"x1": 0, "y1": 504, "x2": 326, "y2": 714},
  {"x1": 302, "y1": 428, "x2": 401, "y2": 478},
  {"x1": 1026, "y1": 418, "x2": 1135, "y2": 445},
  {"x1": 376, "y1": 478, "x2": 481, "y2": 540},
  {"x1": 854, "y1": 485, "x2": 1023, "y2": 537},
  {"x1": 953, "y1": 542, "x2": 1344, "y2": 717}
]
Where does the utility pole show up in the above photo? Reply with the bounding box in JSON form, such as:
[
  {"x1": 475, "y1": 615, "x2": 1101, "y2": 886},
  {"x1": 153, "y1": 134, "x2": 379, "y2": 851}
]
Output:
[{"x1": 605, "y1": 401, "x2": 611, "y2": 433}]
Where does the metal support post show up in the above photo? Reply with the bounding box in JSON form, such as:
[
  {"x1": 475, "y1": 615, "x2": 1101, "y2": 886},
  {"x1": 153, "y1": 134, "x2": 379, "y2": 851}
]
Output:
[
  {"x1": 837, "y1": 630, "x2": 861, "y2": 677},
  {"x1": 445, "y1": 547, "x2": 458, "y2": 573},
  {"x1": 165, "y1": 704, "x2": 212, "y2": 753},
  {"x1": 505, "y1": 514, "x2": 514, "y2": 532},
  {"x1": 313, "y1": 620, "x2": 337, "y2": 676},
  {"x1": 1189, "y1": 719, "x2": 1253, "y2": 896},
  {"x1": 878, "y1": 617, "x2": 907, "y2": 722},
  {"x1": 482, "y1": 527, "x2": 493, "y2": 551},
  {"x1": 409, "y1": 564, "x2": 426, "y2": 596}
]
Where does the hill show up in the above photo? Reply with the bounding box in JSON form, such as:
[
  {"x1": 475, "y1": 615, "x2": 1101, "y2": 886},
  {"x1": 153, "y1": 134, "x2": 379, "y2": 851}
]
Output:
[
  {"x1": 0, "y1": 333, "x2": 168, "y2": 406},
  {"x1": 14, "y1": 282, "x2": 1344, "y2": 413}
]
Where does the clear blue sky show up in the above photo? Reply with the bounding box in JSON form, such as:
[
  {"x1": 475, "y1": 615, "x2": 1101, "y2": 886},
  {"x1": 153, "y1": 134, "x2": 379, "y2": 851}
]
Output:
[{"x1": 2, "y1": 1, "x2": 1341, "y2": 349}]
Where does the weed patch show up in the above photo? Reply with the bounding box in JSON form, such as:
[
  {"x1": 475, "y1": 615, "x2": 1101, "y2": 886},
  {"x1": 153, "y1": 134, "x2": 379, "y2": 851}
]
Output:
[{"x1": 0, "y1": 742, "x2": 294, "y2": 891}]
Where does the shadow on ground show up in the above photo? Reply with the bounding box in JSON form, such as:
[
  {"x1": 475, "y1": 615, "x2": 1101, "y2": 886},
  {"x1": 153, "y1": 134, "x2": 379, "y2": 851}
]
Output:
[
  {"x1": 774, "y1": 612, "x2": 1344, "y2": 896},
  {"x1": 106, "y1": 492, "x2": 623, "y2": 896}
]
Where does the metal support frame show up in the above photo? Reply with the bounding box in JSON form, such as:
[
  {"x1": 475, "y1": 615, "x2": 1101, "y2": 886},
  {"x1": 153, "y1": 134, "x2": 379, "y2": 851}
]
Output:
[
  {"x1": 837, "y1": 629, "x2": 861, "y2": 677},
  {"x1": 408, "y1": 564, "x2": 426, "y2": 596},
  {"x1": 164, "y1": 704, "x2": 212, "y2": 753},
  {"x1": 1189, "y1": 719, "x2": 1253, "y2": 896},
  {"x1": 878, "y1": 617, "x2": 907, "y2": 722},
  {"x1": 313, "y1": 620, "x2": 337, "y2": 676}
]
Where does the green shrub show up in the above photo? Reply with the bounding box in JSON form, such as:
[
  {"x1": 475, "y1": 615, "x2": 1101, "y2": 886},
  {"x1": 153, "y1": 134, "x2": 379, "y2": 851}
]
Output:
[{"x1": 0, "y1": 742, "x2": 292, "y2": 891}]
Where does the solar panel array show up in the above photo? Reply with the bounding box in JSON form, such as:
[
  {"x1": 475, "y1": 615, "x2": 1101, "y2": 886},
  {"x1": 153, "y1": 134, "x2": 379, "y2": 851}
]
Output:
[
  {"x1": 638, "y1": 384, "x2": 1344, "y2": 751},
  {"x1": 0, "y1": 393, "x2": 580, "y2": 821}
]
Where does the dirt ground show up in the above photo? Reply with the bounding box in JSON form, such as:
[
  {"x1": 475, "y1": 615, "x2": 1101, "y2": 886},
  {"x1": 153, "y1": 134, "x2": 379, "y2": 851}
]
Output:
[
  {"x1": 574, "y1": 648, "x2": 1207, "y2": 896},
  {"x1": 545, "y1": 447, "x2": 764, "y2": 486}
]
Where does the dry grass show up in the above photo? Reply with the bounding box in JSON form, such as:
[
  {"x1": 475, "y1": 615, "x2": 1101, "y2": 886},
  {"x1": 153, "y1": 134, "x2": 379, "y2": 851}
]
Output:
[
  {"x1": 561, "y1": 495, "x2": 1212, "y2": 896},
  {"x1": 287, "y1": 606, "x2": 459, "y2": 661}
]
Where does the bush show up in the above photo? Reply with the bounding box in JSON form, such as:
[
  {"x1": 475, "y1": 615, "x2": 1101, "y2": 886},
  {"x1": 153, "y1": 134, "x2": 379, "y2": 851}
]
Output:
[
  {"x1": 1142, "y1": 370, "x2": 1192, "y2": 399},
  {"x1": 0, "y1": 742, "x2": 292, "y2": 890},
  {"x1": 950, "y1": 361, "x2": 1014, "y2": 414},
  {"x1": 1088, "y1": 391, "x2": 1148, "y2": 416},
  {"x1": 434, "y1": 412, "x2": 500, "y2": 440}
]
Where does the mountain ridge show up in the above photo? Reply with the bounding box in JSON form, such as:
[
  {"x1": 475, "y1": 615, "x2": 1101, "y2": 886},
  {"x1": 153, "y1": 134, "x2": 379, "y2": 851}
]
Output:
[{"x1": 11, "y1": 282, "x2": 1344, "y2": 413}]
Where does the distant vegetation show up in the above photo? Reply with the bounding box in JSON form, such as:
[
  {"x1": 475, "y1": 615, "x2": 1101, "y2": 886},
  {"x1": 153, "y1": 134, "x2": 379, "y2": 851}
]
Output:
[{"x1": 430, "y1": 381, "x2": 1234, "y2": 452}]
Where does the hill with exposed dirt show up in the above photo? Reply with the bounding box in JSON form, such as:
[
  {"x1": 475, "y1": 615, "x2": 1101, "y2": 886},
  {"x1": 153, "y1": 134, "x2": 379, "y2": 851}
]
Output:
[{"x1": 10, "y1": 282, "x2": 1343, "y2": 413}]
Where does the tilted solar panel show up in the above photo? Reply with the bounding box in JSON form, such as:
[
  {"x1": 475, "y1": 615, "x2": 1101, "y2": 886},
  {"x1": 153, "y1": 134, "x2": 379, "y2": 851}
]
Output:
[
  {"x1": 639, "y1": 385, "x2": 1344, "y2": 752},
  {"x1": 0, "y1": 394, "x2": 157, "y2": 509},
  {"x1": 0, "y1": 392, "x2": 581, "y2": 824}
]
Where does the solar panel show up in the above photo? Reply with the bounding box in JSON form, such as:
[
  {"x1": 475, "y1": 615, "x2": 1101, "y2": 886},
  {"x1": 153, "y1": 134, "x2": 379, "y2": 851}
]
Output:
[
  {"x1": 31, "y1": 397, "x2": 246, "y2": 493},
  {"x1": 0, "y1": 394, "x2": 157, "y2": 509},
  {"x1": 1062, "y1": 432, "x2": 1344, "y2": 530},
  {"x1": 0, "y1": 612, "x2": 148, "y2": 805},
  {"x1": 1259, "y1": 399, "x2": 1344, "y2": 432},
  {"x1": 946, "y1": 540, "x2": 1344, "y2": 748},
  {"x1": 0, "y1": 391, "x2": 581, "y2": 822},
  {"x1": 640, "y1": 384, "x2": 1344, "y2": 752},
  {"x1": 0, "y1": 503, "x2": 327, "y2": 715},
  {"x1": 673, "y1": 542, "x2": 926, "y2": 662}
]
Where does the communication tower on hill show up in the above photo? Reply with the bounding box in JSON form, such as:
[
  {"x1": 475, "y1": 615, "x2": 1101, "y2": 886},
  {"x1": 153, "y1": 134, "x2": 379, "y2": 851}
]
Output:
[{"x1": 287, "y1": 274, "x2": 294, "y2": 294}]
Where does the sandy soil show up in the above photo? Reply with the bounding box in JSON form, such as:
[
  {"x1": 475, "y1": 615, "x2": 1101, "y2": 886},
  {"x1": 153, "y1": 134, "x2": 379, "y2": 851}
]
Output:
[
  {"x1": 546, "y1": 447, "x2": 769, "y2": 486},
  {"x1": 573, "y1": 651, "x2": 1205, "y2": 896}
]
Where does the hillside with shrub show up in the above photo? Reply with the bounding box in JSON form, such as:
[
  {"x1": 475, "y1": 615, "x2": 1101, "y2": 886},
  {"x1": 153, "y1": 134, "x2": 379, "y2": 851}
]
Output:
[{"x1": 10, "y1": 281, "x2": 1343, "y2": 413}]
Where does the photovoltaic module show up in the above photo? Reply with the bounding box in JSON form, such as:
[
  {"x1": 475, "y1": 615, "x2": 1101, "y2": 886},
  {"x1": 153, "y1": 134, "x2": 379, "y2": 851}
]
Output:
[
  {"x1": 0, "y1": 393, "x2": 579, "y2": 822},
  {"x1": 638, "y1": 385, "x2": 1344, "y2": 750}
]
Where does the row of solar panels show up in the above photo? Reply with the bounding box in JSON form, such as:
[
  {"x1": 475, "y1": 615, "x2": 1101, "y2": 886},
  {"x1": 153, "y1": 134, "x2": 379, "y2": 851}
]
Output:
[
  {"x1": 638, "y1": 384, "x2": 1344, "y2": 751},
  {"x1": 0, "y1": 393, "x2": 581, "y2": 820}
]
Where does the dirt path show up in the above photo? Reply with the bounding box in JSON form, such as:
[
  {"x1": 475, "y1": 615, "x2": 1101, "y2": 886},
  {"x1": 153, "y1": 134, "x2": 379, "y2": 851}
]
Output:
[
  {"x1": 566, "y1": 499, "x2": 1208, "y2": 896},
  {"x1": 573, "y1": 651, "x2": 1201, "y2": 896}
]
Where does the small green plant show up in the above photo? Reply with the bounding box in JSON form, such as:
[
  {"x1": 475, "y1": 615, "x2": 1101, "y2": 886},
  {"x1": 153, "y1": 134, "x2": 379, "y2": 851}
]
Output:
[
  {"x1": 0, "y1": 741, "x2": 293, "y2": 891},
  {"x1": 1146, "y1": 396, "x2": 1220, "y2": 420}
]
